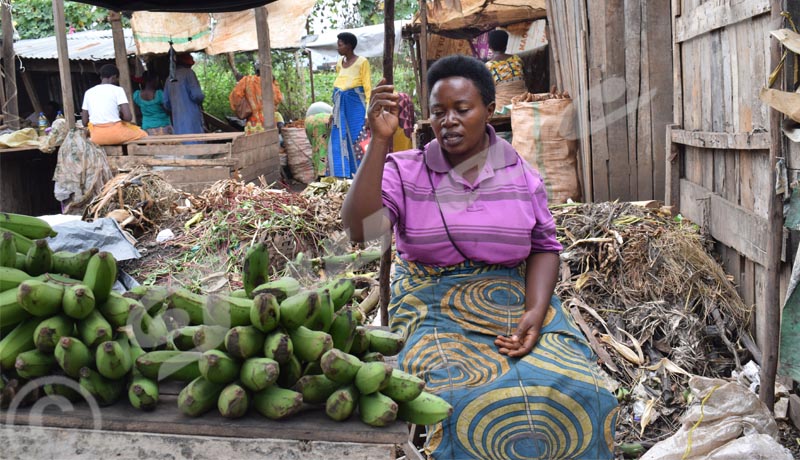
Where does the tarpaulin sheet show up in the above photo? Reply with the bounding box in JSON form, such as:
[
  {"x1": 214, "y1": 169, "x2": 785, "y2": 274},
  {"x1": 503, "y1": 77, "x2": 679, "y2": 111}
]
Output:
[
  {"x1": 78, "y1": 0, "x2": 274, "y2": 13},
  {"x1": 420, "y1": 0, "x2": 547, "y2": 32},
  {"x1": 301, "y1": 21, "x2": 407, "y2": 63},
  {"x1": 131, "y1": 0, "x2": 315, "y2": 54}
]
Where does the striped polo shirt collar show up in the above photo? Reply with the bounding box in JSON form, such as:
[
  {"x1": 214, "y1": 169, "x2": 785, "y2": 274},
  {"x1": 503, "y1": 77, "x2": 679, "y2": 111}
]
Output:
[{"x1": 423, "y1": 124, "x2": 517, "y2": 175}]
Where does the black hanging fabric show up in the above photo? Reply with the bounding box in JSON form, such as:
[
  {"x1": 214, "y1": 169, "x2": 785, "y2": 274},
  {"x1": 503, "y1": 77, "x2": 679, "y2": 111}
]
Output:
[{"x1": 168, "y1": 42, "x2": 177, "y2": 82}]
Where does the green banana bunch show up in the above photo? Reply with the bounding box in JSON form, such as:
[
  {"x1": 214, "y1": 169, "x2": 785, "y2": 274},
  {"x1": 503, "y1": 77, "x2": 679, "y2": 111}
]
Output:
[
  {"x1": 323, "y1": 278, "x2": 356, "y2": 311},
  {"x1": 354, "y1": 361, "x2": 393, "y2": 395},
  {"x1": 52, "y1": 248, "x2": 99, "y2": 279},
  {"x1": 15, "y1": 349, "x2": 55, "y2": 379},
  {"x1": 325, "y1": 385, "x2": 359, "y2": 421},
  {"x1": 240, "y1": 357, "x2": 280, "y2": 392},
  {"x1": 79, "y1": 367, "x2": 123, "y2": 406},
  {"x1": 289, "y1": 326, "x2": 333, "y2": 363},
  {"x1": 360, "y1": 352, "x2": 385, "y2": 363},
  {"x1": 1, "y1": 228, "x2": 33, "y2": 254},
  {"x1": 96, "y1": 337, "x2": 133, "y2": 379},
  {"x1": 349, "y1": 326, "x2": 370, "y2": 355},
  {"x1": 82, "y1": 252, "x2": 117, "y2": 304},
  {"x1": 129, "y1": 375, "x2": 159, "y2": 411},
  {"x1": 242, "y1": 242, "x2": 270, "y2": 298},
  {"x1": 217, "y1": 383, "x2": 250, "y2": 419},
  {"x1": 178, "y1": 376, "x2": 225, "y2": 417},
  {"x1": 54, "y1": 336, "x2": 91, "y2": 379},
  {"x1": 25, "y1": 239, "x2": 53, "y2": 276},
  {"x1": 165, "y1": 289, "x2": 206, "y2": 325},
  {"x1": 135, "y1": 350, "x2": 202, "y2": 382},
  {"x1": 0, "y1": 266, "x2": 32, "y2": 292},
  {"x1": 204, "y1": 294, "x2": 253, "y2": 328},
  {"x1": 329, "y1": 307, "x2": 359, "y2": 352},
  {"x1": 307, "y1": 288, "x2": 334, "y2": 331},
  {"x1": 320, "y1": 348, "x2": 363, "y2": 384},
  {"x1": 249, "y1": 293, "x2": 280, "y2": 333},
  {"x1": 0, "y1": 285, "x2": 32, "y2": 329},
  {"x1": 168, "y1": 326, "x2": 202, "y2": 351},
  {"x1": 0, "y1": 318, "x2": 38, "y2": 369},
  {"x1": 225, "y1": 326, "x2": 265, "y2": 359},
  {"x1": 279, "y1": 290, "x2": 321, "y2": 330},
  {"x1": 17, "y1": 280, "x2": 64, "y2": 317},
  {"x1": 97, "y1": 292, "x2": 139, "y2": 328},
  {"x1": 358, "y1": 392, "x2": 398, "y2": 427},
  {"x1": 198, "y1": 350, "x2": 240, "y2": 384},
  {"x1": 252, "y1": 277, "x2": 301, "y2": 302},
  {"x1": 0, "y1": 232, "x2": 16, "y2": 267},
  {"x1": 396, "y1": 391, "x2": 454, "y2": 425},
  {"x1": 0, "y1": 212, "x2": 57, "y2": 239},
  {"x1": 193, "y1": 325, "x2": 228, "y2": 352},
  {"x1": 262, "y1": 329, "x2": 293, "y2": 365},
  {"x1": 44, "y1": 382, "x2": 83, "y2": 402},
  {"x1": 294, "y1": 374, "x2": 341, "y2": 404},
  {"x1": 77, "y1": 309, "x2": 113, "y2": 347},
  {"x1": 276, "y1": 355, "x2": 303, "y2": 389},
  {"x1": 62, "y1": 284, "x2": 96, "y2": 320},
  {"x1": 34, "y1": 315, "x2": 74, "y2": 353},
  {"x1": 381, "y1": 369, "x2": 425, "y2": 402},
  {"x1": 252, "y1": 385, "x2": 303, "y2": 420},
  {"x1": 367, "y1": 329, "x2": 405, "y2": 356},
  {"x1": 125, "y1": 284, "x2": 171, "y2": 316}
]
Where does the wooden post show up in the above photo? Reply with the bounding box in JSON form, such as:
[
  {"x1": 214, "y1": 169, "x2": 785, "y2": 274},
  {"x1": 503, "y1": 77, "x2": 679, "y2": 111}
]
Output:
[
  {"x1": 109, "y1": 11, "x2": 135, "y2": 124},
  {"x1": 255, "y1": 6, "x2": 275, "y2": 129},
  {"x1": 2, "y1": 1, "x2": 19, "y2": 129},
  {"x1": 418, "y1": 0, "x2": 429, "y2": 119},
  {"x1": 378, "y1": 0, "x2": 396, "y2": 328},
  {"x1": 759, "y1": 0, "x2": 786, "y2": 411},
  {"x1": 307, "y1": 51, "x2": 316, "y2": 103},
  {"x1": 52, "y1": 0, "x2": 75, "y2": 129}
]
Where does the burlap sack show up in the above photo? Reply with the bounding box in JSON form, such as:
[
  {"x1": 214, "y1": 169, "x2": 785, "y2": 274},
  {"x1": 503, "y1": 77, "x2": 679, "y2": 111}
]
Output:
[
  {"x1": 511, "y1": 97, "x2": 581, "y2": 204},
  {"x1": 282, "y1": 127, "x2": 315, "y2": 184}
]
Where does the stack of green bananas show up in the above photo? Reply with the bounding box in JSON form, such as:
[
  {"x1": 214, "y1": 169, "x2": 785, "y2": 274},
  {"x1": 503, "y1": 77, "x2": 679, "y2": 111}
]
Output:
[{"x1": 0, "y1": 217, "x2": 453, "y2": 428}]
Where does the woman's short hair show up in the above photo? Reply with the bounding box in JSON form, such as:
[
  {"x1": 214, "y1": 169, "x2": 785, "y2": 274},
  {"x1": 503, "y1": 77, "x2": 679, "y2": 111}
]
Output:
[
  {"x1": 99, "y1": 64, "x2": 119, "y2": 79},
  {"x1": 427, "y1": 55, "x2": 495, "y2": 107},
  {"x1": 488, "y1": 30, "x2": 509, "y2": 52},
  {"x1": 337, "y1": 32, "x2": 358, "y2": 50}
]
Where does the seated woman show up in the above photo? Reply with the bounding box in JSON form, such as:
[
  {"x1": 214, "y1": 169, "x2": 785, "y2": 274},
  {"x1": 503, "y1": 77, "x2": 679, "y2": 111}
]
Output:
[
  {"x1": 486, "y1": 29, "x2": 527, "y2": 111},
  {"x1": 342, "y1": 55, "x2": 617, "y2": 459},
  {"x1": 81, "y1": 64, "x2": 147, "y2": 145},
  {"x1": 133, "y1": 71, "x2": 172, "y2": 135}
]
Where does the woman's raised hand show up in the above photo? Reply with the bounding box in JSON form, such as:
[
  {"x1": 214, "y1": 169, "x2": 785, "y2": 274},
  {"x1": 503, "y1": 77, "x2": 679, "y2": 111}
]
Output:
[{"x1": 367, "y1": 79, "x2": 400, "y2": 142}]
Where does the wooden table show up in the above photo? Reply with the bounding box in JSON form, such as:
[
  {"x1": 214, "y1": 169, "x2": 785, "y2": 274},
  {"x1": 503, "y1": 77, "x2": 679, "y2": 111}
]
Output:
[{"x1": 0, "y1": 393, "x2": 410, "y2": 460}]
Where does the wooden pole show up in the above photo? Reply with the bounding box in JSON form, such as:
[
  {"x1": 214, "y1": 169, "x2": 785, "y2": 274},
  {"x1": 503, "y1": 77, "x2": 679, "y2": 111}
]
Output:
[
  {"x1": 21, "y1": 71, "x2": 42, "y2": 117},
  {"x1": 666, "y1": 0, "x2": 683, "y2": 207},
  {"x1": 52, "y1": 0, "x2": 75, "y2": 129},
  {"x1": 2, "y1": 1, "x2": 19, "y2": 129},
  {"x1": 109, "y1": 11, "x2": 135, "y2": 124},
  {"x1": 306, "y1": 21, "x2": 315, "y2": 103},
  {"x1": 759, "y1": 0, "x2": 786, "y2": 411},
  {"x1": 378, "y1": 0, "x2": 396, "y2": 328},
  {"x1": 419, "y1": 0, "x2": 429, "y2": 119},
  {"x1": 255, "y1": 6, "x2": 275, "y2": 129}
]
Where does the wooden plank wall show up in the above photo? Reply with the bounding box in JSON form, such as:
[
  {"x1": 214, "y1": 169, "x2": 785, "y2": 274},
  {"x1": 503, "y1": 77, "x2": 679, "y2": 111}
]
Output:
[
  {"x1": 671, "y1": 0, "x2": 789, "y2": 354},
  {"x1": 547, "y1": 0, "x2": 673, "y2": 202}
]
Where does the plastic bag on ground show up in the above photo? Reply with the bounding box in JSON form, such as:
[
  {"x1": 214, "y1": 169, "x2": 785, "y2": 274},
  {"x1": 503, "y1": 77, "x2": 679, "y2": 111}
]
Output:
[
  {"x1": 52, "y1": 128, "x2": 113, "y2": 212},
  {"x1": 641, "y1": 376, "x2": 791, "y2": 460}
]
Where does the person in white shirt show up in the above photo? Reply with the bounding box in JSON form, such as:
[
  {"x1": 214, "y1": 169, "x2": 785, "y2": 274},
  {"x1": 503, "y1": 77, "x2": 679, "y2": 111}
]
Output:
[{"x1": 81, "y1": 64, "x2": 147, "y2": 145}]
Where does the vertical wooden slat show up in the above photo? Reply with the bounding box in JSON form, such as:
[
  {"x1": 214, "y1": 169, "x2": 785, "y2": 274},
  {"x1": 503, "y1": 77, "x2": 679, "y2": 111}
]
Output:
[
  {"x1": 2, "y1": 1, "x2": 19, "y2": 129},
  {"x1": 52, "y1": 0, "x2": 75, "y2": 129},
  {"x1": 759, "y1": 0, "x2": 786, "y2": 412},
  {"x1": 255, "y1": 6, "x2": 275, "y2": 129},
  {"x1": 419, "y1": 0, "x2": 429, "y2": 119},
  {"x1": 587, "y1": 0, "x2": 609, "y2": 201},
  {"x1": 667, "y1": 0, "x2": 682, "y2": 207},
  {"x1": 605, "y1": 0, "x2": 631, "y2": 200},
  {"x1": 20, "y1": 71, "x2": 42, "y2": 116},
  {"x1": 109, "y1": 11, "x2": 135, "y2": 124},
  {"x1": 648, "y1": 0, "x2": 673, "y2": 202},
  {"x1": 636, "y1": 1, "x2": 654, "y2": 201},
  {"x1": 624, "y1": 0, "x2": 642, "y2": 198}
]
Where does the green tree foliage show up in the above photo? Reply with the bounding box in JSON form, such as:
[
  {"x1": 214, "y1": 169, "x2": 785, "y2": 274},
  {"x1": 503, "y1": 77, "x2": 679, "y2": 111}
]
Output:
[
  {"x1": 4, "y1": 0, "x2": 129, "y2": 40},
  {"x1": 358, "y1": 0, "x2": 417, "y2": 25}
]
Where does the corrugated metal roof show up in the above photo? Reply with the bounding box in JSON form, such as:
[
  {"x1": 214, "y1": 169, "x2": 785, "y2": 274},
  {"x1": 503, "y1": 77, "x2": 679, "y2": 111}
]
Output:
[{"x1": 13, "y1": 29, "x2": 135, "y2": 61}]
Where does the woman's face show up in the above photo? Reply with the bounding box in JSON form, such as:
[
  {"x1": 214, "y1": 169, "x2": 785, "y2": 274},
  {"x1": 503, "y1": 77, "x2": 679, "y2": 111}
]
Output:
[
  {"x1": 337, "y1": 40, "x2": 350, "y2": 56},
  {"x1": 429, "y1": 76, "x2": 494, "y2": 164}
]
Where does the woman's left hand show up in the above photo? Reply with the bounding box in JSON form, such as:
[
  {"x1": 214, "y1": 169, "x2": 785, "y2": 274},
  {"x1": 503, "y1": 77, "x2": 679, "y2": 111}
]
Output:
[{"x1": 495, "y1": 309, "x2": 544, "y2": 357}]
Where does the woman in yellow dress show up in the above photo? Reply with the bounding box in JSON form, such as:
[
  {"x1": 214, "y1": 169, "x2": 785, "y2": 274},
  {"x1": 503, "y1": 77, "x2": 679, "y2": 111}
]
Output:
[
  {"x1": 328, "y1": 32, "x2": 371, "y2": 178},
  {"x1": 486, "y1": 30, "x2": 527, "y2": 110}
]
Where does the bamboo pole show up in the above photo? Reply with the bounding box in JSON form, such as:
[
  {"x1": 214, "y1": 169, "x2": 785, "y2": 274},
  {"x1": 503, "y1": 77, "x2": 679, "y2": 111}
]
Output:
[
  {"x1": 255, "y1": 6, "x2": 275, "y2": 129},
  {"x1": 419, "y1": 0, "x2": 429, "y2": 119},
  {"x1": 52, "y1": 0, "x2": 75, "y2": 129},
  {"x1": 2, "y1": 1, "x2": 19, "y2": 129},
  {"x1": 109, "y1": 11, "x2": 135, "y2": 124}
]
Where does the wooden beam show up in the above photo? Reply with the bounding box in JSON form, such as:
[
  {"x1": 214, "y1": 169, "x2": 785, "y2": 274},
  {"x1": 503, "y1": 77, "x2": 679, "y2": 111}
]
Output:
[
  {"x1": 255, "y1": 6, "x2": 275, "y2": 129},
  {"x1": 670, "y1": 129, "x2": 772, "y2": 150},
  {"x1": 126, "y1": 143, "x2": 231, "y2": 157},
  {"x1": 2, "y1": 1, "x2": 18, "y2": 129},
  {"x1": 675, "y1": 0, "x2": 770, "y2": 43},
  {"x1": 679, "y1": 178, "x2": 770, "y2": 267},
  {"x1": 109, "y1": 157, "x2": 237, "y2": 168},
  {"x1": 20, "y1": 70, "x2": 41, "y2": 117},
  {"x1": 665, "y1": 124, "x2": 681, "y2": 207},
  {"x1": 419, "y1": 0, "x2": 429, "y2": 119},
  {"x1": 109, "y1": 11, "x2": 135, "y2": 124},
  {"x1": 759, "y1": 0, "x2": 786, "y2": 412},
  {"x1": 52, "y1": 0, "x2": 75, "y2": 129}
]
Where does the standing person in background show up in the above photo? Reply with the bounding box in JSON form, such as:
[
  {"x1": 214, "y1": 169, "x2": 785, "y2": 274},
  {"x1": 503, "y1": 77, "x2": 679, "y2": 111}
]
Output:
[
  {"x1": 229, "y1": 62, "x2": 285, "y2": 135},
  {"x1": 81, "y1": 64, "x2": 147, "y2": 145},
  {"x1": 133, "y1": 71, "x2": 172, "y2": 135},
  {"x1": 163, "y1": 53, "x2": 205, "y2": 135},
  {"x1": 329, "y1": 31, "x2": 371, "y2": 178},
  {"x1": 486, "y1": 29, "x2": 527, "y2": 111}
]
